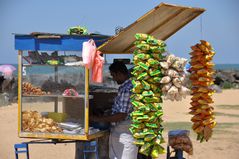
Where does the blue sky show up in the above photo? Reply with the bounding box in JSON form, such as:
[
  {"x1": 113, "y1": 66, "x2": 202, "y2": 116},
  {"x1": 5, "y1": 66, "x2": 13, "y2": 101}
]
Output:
[{"x1": 0, "y1": 0, "x2": 239, "y2": 64}]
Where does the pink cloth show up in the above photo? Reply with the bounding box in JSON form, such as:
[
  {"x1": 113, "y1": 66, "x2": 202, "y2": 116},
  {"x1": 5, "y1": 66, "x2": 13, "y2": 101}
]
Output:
[
  {"x1": 92, "y1": 50, "x2": 104, "y2": 83},
  {"x1": 82, "y1": 39, "x2": 96, "y2": 69},
  {"x1": 82, "y1": 39, "x2": 104, "y2": 83}
]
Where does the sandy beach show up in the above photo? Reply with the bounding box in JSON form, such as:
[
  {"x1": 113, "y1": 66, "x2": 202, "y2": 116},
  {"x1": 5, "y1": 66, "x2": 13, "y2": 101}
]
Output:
[{"x1": 1, "y1": 89, "x2": 239, "y2": 159}]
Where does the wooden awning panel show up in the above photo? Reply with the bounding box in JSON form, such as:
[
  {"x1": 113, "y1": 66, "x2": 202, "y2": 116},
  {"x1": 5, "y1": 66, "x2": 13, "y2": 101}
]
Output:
[{"x1": 98, "y1": 3, "x2": 205, "y2": 54}]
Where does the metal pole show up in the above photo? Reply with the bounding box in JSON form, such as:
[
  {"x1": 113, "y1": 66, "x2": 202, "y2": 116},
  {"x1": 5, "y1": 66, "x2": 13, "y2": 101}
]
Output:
[
  {"x1": 18, "y1": 50, "x2": 23, "y2": 135},
  {"x1": 84, "y1": 67, "x2": 89, "y2": 135},
  {"x1": 54, "y1": 66, "x2": 58, "y2": 112}
]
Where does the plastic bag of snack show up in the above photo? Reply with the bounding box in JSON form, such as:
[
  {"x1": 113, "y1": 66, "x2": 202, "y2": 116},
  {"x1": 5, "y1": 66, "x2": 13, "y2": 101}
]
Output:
[
  {"x1": 168, "y1": 86, "x2": 178, "y2": 96},
  {"x1": 175, "y1": 93, "x2": 182, "y2": 101},
  {"x1": 166, "y1": 54, "x2": 177, "y2": 66},
  {"x1": 160, "y1": 62, "x2": 169, "y2": 69},
  {"x1": 167, "y1": 69, "x2": 179, "y2": 78},
  {"x1": 179, "y1": 86, "x2": 191, "y2": 98},
  {"x1": 160, "y1": 76, "x2": 171, "y2": 84},
  {"x1": 162, "y1": 82, "x2": 172, "y2": 93},
  {"x1": 172, "y1": 78, "x2": 182, "y2": 88}
]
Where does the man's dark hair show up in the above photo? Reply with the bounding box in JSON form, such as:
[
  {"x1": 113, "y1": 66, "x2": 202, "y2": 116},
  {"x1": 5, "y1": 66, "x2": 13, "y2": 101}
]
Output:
[{"x1": 109, "y1": 61, "x2": 128, "y2": 75}]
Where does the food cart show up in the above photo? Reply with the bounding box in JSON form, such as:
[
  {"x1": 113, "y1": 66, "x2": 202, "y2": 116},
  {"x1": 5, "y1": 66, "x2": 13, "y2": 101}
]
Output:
[
  {"x1": 15, "y1": 3, "x2": 206, "y2": 158},
  {"x1": 15, "y1": 33, "x2": 110, "y2": 140}
]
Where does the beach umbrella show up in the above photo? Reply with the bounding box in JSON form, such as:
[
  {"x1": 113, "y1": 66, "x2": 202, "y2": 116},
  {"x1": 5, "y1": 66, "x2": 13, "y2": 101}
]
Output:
[{"x1": 0, "y1": 64, "x2": 16, "y2": 78}]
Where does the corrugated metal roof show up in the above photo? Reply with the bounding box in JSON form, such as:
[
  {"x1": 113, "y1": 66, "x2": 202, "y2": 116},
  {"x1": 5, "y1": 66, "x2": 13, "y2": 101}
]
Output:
[{"x1": 98, "y1": 3, "x2": 205, "y2": 54}]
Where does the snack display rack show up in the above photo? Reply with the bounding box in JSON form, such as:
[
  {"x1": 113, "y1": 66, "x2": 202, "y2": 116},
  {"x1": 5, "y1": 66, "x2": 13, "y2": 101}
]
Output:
[{"x1": 15, "y1": 33, "x2": 109, "y2": 140}]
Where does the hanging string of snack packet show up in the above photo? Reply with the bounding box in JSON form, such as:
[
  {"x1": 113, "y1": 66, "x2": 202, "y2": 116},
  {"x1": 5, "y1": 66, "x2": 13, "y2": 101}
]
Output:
[
  {"x1": 130, "y1": 33, "x2": 166, "y2": 158},
  {"x1": 189, "y1": 40, "x2": 216, "y2": 142}
]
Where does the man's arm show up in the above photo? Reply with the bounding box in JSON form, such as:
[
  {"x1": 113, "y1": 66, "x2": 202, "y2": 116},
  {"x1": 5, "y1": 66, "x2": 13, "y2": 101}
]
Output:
[{"x1": 92, "y1": 113, "x2": 127, "y2": 123}]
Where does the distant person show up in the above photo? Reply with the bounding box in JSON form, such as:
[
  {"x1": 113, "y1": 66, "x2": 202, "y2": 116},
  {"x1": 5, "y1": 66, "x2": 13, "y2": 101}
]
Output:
[
  {"x1": 2, "y1": 77, "x2": 15, "y2": 92},
  {"x1": 0, "y1": 75, "x2": 5, "y2": 93},
  {"x1": 92, "y1": 61, "x2": 138, "y2": 159}
]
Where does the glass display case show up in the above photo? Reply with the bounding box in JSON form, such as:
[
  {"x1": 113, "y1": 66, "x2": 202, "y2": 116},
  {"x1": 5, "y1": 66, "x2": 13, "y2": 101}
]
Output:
[{"x1": 15, "y1": 34, "x2": 109, "y2": 140}]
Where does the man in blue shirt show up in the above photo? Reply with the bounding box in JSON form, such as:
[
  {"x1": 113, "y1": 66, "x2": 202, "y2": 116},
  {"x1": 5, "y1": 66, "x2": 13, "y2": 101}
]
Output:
[{"x1": 92, "y1": 61, "x2": 138, "y2": 159}]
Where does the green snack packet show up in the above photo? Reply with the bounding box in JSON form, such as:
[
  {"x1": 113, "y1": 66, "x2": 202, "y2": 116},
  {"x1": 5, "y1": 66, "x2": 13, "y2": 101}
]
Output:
[
  {"x1": 131, "y1": 80, "x2": 137, "y2": 86},
  {"x1": 153, "y1": 93, "x2": 162, "y2": 98},
  {"x1": 129, "y1": 127, "x2": 136, "y2": 134},
  {"x1": 133, "y1": 132, "x2": 146, "y2": 138},
  {"x1": 147, "y1": 78, "x2": 157, "y2": 84},
  {"x1": 147, "y1": 77, "x2": 162, "y2": 84},
  {"x1": 153, "y1": 103, "x2": 162, "y2": 110},
  {"x1": 147, "y1": 58, "x2": 160, "y2": 66},
  {"x1": 157, "y1": 125, "x2": 164, "y2": 134},
  {"x1": 131, "y1": 111, "x2": 144, "y2": 117},
  {"x1": 144, "y1": 134, "x2": 157, "y2": 142},
  {"x1": 148, "y1": 115, "x2": 158, "y2": 123},
  {"x1": 131, "y1": 101, "x2": 144, "y2": 108},
  {"x1": 149, "y1": 69, "x2": 161, "y2": 77},
  {"x1": 138, "y1": 62, "x2": 150, "y2": 70},
  {"x1": 153, "y1": 76, "x2": 162, "y2": 83},
  {"x1": 150, "y1": 46, "x2": 166, "y2": 53},
  {"x1": 145, "y1": 103, "x2": 157, "y2": 112},
  {"x1": 134, "y1": 40, "x2": 147, "y2": 45},
  {"x1": 136, "y1": 43, "x2": 150, "y2": 51},
  {"x1": 158, "y1": 145, "x2": 166, "y2": 154},
  {"x1": 134, "y1": 139, "x2": 145, "y2": 146},
  {"x1": 139, "y1": 147, "x2": 151, "y2": 156},
  {"x1": 143, "y1": 129, "x2": 155, "y2": 135},
  {"x1": 134, "y1": 53, "x2": 150, "y2": 61},
  {"x1": 131, "y1": 123, "x2": 144, "y2": 129},
  {"x1": 151, "y1": 145, "x2": 160, "y2": 158},
  {"x1": 135, "y1": 33, "x2": 152, "y2": 41},
  {"x1": 137, "y1": 72, "x2": 149, "y2": 81},
  {"x1": 132, "y1": 59, "x2": 140, "y2": 65},
  {"x1": 133, "y1": 57, "x2": 144, "y2": 63},
  {"x1": 132, "y1": 71, "x2": 144, "y2": 78},
  {"x1": 133, "y1": 49, "x2": 148, "y2": 54},
  {"x1": 155, "y1": 111, "x2": 163, "y2": 117},
  {"x1": 133, "y1": 65, "x2": 144, "y2": 72},
  {"x1": 142, "y1": 90, "x2": 154, "y2": 97},
  {"x1": 137, "y1": 115, "x2": 149, "y2": 121},
  {"x1": 47, "y1": 60, "x2": 60, "y2": 65},
  {"x1": 147, "y1": 38, "x2": 166, "y2": 47},
  {"x1": 139, "y1": 142, "x2": 152, "y2": 156},
  {"x1": 150, "y1": 84, "x2": 162, "y2": 93},
  {"x1": 154, "y1": 135, "x2": 163, "y2": 145},
  {"x1": 131, "y1": 87, "x2": 143, "y2": 94},
  {"x1": 132, "y1": 80, "x2": 143, "y2": 90},
  {"x1": 130, "y1": 94, "x2": 135, "y2": 99},
  {"x1": 132, "y1": 119, "x2": 141, "y2": 124},
  {"x1": 142, "y1": 80, "x2": 151, "y2": 90},
  {"x1": 138, "y1": 106, "x2": 150, "y2": 113},
  {"x1": 150, "y1": 53, "x2": 164, "y2": 61},
  {"x1": 143, "y1": 97, "x2": 161, "y2": 103},
  {"x1": 67, "y1": 26, "x2": 88, "y2": 35},
  {"x1": 132, "y1": 94, "x2": 144, "y2": 101},
  {"x1": 146, "y1": 123, "x2": 158, "y2": 129}
]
